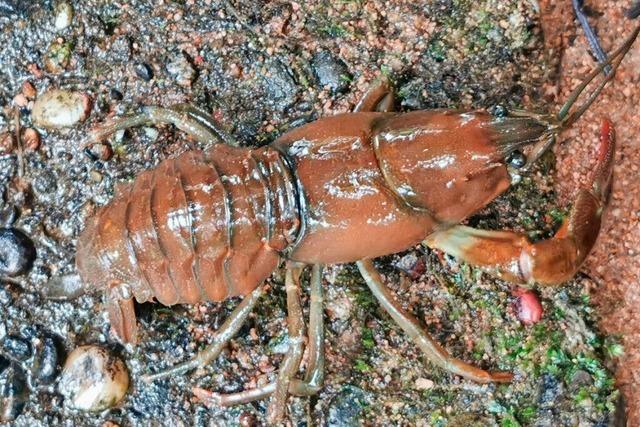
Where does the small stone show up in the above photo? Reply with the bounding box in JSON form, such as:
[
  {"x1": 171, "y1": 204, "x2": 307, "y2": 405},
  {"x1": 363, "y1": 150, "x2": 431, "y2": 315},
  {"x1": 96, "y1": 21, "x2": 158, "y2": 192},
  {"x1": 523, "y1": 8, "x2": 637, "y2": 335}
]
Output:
[
  {"x1": 54, "y1": 1, "x2": 73, "y2": 30},
  {"x1": 32, "y1": 169, "x2": 57, "y2": 195},
  {"x1": 312, "y1": 51, "x2": 352, "y2": 93},
  {"x1": 414, "y1": 377, "x2": 435, "y2": 390},
  {"x1": 1, "y1": 336, "x2": 32, "y2": 362},
  {"x1": 507, "y1": 150, "x2": 526, "y2": 168},
  {"x1": 0, "y1": 132, "x2": 13, "y2": 154},
  {"x1": 21, "y1": 81, "x2": 37, "y2": 99},
  {"x1": 44, "y1": 38, "x2": 72, "y2": 74},
  {"x1": 0, "y1": 228, "x2": 36, "y2": 276},
  {"x1": 0, "y1": 205, "x2": 17, "y2": 226},
  {"x1": 239, "y1": 412, "x2": 257, "y2": 427},
  {"x1": 84, "y1": 143, "x2": 112, "y2": 161},
  {"x1": 166, "y1": 53, "x2": 195, "y2": 87},
  {"x1": 514, "y1": 288, "x2": 543, "y2": 325},
  {"x1": 22, "y1": 128, "x2": 40, "y2": 151},
  {"x1": 109, "y1": 88, "x2": 123, "y2": 101},
  {"x1": 326, "y1": 385, "x2": 368, "y2": 426},
  {"x1": 0, "y1": 284, "x2": 12, "y2": 306},
  {"x1": 42, "y1": 274, "x2": 86, "y2": 300},
  {"x1": 58, "y1": 346, "x2": 129, "y2": 411},
  {"x1": 262, "y1": 59, "x2": 298, "y2": 110},
  {"x1": 12, "y1": 94, "x2": 28, "y2": 108},
  {"x1": 89, "y1": 170, "x2": 103, "y2": 183},
  {"x1": 0, "y1": 363, "x2": 28, "y2": 422},
  {"x1": 32, "y1": 89, "x2": 92, "y2": 129},
  {"x1": 134, "y1": 62, "x2": 153, "y2": 81},
  {"x1": 31, "y1": 336, "x2": 59, "y2": 385}
]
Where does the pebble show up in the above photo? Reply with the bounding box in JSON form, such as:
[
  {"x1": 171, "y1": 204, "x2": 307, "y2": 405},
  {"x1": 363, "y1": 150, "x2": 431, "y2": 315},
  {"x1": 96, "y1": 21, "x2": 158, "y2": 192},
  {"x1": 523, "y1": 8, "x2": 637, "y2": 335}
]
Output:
[
  {"x1": 262, "y1": 59, "x2": 298, "y2": 110},
  {"x1": 326, "y1": 385, "x2": 368, "y2": 426},
  {"x1": 134, "y1": 62, "x2": 153, "y2": 81},
  {"x1": 312, "y1": 51, "x2": 352, "y2": 93},
  {"x1": 42, "y1": 273, "x2": 86, "y2": 300},
  {"x1": 12, "y1": 93, "x2": 28, "y2": 108},
  {"x1": 0, "y1": 362, "x2": 28, "y2": 422},
  {"x1": 414, "y1": 377, "x2": 435, "y2": 390},
  {"x1": 0, "y1": 205, "x2": 17, "y2": 226},
  {"x1": 0, "y1": 132, "x2": 13, "y2": 154},
  {"x1": 21, "y1": 81, "x2": 36, "y2": 99},
  {"x1": 0, "y1": 228, "x2": 36, "y2": 276},
  {"x1": 1, "y1": 336, "x2": 31, "y2": 362},
  {"x1": 32, "y1": 169, "x2": 57, "y2": 196},
  {"x1": 0, "y1": 284, "x2": 12, "y2": 306},
  {"x1": 109, "y1": 88, "x2": 123, "y2": 101},
  {"x1": 32, "y1": 89, "x2": 92, "y2": 129},
  {"x1": 514, "y1": 288, "x2": 543, "y2": 325},
  {"x1": 166, "y1": 53, "x2": 195, "y2": 87},
  {"x1": 22, "y1": 128, "x2": 40, "y2": 151},
  {"x1": 84, "y1": 143, "x2": 113, "y2": 161},
  {"x1": 54, "y1": 1, "x2": 73, "y2": 30},
  {"x1": 44, "y1": 38, "x2": 72, "y2": 73},
  {"x1": 58, "y1": 346, "x2": 129, "y2": 411},
  {"x1": 31, "y1": 336, "x2": 59, "y2": 385}
]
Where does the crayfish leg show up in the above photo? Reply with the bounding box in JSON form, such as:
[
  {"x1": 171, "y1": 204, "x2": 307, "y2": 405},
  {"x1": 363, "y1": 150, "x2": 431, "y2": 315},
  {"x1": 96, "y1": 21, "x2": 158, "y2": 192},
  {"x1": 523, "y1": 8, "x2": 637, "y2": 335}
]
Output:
[
  {"x1": 87, "y1": 103, "x2": 238, "y2": 147},
  {"x1": 142, "y1": 285, "x2": 264, "y2": 382},
  {"x1": 107, "y1": 284, "x2": 138, "y2": 344},
  {"x1": 356, "y1": 259, "x2": 513, "y2": 384},
  {"x1": 424, "y1": 119, "x2": 615, "y2": 287},
  {"x1": 354, "y1": 75, "x2": 396, "y2": 112},
  {"x1": 197, "y1": 265, "x2": 325, "y2": 417}
]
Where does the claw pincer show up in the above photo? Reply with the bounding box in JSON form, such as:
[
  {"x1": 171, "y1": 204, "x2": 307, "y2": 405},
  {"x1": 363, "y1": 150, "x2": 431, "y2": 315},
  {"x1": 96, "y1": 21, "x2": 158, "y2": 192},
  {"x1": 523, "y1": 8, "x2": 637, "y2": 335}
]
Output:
[{"x1": 426, "y1": 118, "x2": 615, "y2": 286}]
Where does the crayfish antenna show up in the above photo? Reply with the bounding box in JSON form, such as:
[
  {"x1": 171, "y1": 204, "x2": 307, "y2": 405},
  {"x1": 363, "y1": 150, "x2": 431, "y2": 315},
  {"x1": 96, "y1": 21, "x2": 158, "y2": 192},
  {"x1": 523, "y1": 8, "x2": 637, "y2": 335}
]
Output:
[{"x1": 556, "y1": 24, "x2": 640, "y2": 127}]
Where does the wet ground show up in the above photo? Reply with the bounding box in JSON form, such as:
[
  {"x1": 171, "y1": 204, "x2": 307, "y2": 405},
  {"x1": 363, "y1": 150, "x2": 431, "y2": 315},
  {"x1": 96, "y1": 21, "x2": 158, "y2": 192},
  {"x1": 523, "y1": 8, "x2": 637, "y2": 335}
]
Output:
[{"x1": 0, "y1": 1, "x2": 631, "y2": 425}]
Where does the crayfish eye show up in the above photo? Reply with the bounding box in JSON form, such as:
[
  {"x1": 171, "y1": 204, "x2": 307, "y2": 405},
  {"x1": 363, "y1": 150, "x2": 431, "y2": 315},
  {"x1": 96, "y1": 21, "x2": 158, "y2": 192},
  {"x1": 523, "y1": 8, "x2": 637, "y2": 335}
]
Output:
[
  {"x1": 489, "y1": 104, "x2": 508, "y2": 118},
  {"x1": 507, "y1": 150, "x2": 526, "y2": 168}
]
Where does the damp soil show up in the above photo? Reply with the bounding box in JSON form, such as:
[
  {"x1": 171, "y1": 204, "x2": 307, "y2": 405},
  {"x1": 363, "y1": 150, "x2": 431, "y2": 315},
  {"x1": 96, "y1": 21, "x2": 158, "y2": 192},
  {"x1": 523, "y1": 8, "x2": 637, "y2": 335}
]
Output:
[{"x1": 0, "y1": 1, "x2": 630, "y2": 426}]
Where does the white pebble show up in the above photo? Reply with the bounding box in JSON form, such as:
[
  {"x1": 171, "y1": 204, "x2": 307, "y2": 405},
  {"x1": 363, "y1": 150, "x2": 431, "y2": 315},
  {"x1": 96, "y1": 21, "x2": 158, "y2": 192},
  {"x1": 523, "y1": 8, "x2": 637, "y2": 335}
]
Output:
[
  {"x1": 414, "y1": 377, "x2": 434, "y2": 390},
  {"x1": 58, "y1": 345, "x2": 129, "y2": 411},
  {"x1": 32, "y1": 90, "x2": 92, "y2": 129},
  {"x1": 54, "y1": 2, "x2": 74, "y2": 30}
]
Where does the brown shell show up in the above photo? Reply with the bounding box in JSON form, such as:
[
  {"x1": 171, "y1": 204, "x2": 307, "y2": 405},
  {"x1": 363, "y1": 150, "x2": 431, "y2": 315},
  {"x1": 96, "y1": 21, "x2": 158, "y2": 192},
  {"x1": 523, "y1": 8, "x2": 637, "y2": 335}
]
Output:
[
  {"x1": 77, "y1": 110, "x2": 514, "y2": 304},
  {"x1": 76, "y1": 145, "x2": 299, "y2": 304}
]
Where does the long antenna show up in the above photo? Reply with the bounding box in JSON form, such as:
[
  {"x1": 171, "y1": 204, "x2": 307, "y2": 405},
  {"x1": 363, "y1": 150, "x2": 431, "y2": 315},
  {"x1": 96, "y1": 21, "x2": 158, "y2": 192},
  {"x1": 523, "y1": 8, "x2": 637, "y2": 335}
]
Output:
[{"x1": 556, "y1": 25, "x2": 640, "y2": 126}]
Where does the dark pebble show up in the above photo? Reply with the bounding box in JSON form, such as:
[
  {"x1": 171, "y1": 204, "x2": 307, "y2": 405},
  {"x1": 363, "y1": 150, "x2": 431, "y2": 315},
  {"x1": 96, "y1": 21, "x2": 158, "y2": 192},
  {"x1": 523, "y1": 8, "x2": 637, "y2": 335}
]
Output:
[
  {"x1": 2, "y1": 336, "x2": 32, "y2": 361},
  {"x1": 0, "y1": 363, "x2": 28, "y2": 422},
  {"x1": 109, "y1": 88, "x2": 123, "y2": 101},
  {"x1": 538, "y1": 373, "x2": 564, "y2": 407},
  {"x1": 326, "y1": 385, "x2": 368, "y2": 427},
  {"x1": 32, "y1": 169, "x2": 57, "y2": 195},
  {"x1": 398, "y1": 78, "x2": 428, "y2": 110},
  {"x1": 134, "y1": 62, "x2": 153, "y2": 81},
  {"x1": 312, "y1": 51, "x2": 352, "y2": 93},
  {"x1": 262, "y1": 59, "x2": 298, "y2": 110},
  {"x1": 0, "y1": 283, "x2": 12, "y2": 306},
  {"x1": 0, "y1": 228, "x2": 36, "y2": 276},
  {"x1": 84, "y1": 143, "x2": 112, "y2": 161},
  {"x1": 0, "y1": 205, "x2": 17, "y2": 227},
  {"x1": 31, "y1": 336, "x2": 59, "y2": 385}
]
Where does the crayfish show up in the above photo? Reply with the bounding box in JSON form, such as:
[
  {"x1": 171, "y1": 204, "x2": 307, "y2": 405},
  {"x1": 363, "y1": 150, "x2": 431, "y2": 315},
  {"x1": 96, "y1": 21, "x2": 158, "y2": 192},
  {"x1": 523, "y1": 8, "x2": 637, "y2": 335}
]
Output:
[{"x1": 70, "y1": 24, "x2": 639, "y2": 424}]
